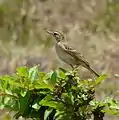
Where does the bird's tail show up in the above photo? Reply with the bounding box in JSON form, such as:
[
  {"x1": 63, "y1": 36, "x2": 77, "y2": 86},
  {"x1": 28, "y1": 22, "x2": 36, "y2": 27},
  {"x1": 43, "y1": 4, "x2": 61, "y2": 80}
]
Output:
[{"x1": 88, "y1": 67, "x2": 100, "y2": 77}]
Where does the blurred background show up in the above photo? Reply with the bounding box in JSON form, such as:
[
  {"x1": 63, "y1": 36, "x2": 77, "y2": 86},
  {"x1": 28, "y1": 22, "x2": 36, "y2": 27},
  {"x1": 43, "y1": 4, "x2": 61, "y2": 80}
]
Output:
[{"x1": 0, "y1": 0, "x2": 119, "y2": 119}]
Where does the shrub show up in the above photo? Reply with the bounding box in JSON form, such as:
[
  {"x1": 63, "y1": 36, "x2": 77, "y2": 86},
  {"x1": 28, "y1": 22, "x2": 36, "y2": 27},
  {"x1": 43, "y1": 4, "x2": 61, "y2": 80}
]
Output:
[{"x1": 0, "y1": 66, "x2": 119, "y2": 120}]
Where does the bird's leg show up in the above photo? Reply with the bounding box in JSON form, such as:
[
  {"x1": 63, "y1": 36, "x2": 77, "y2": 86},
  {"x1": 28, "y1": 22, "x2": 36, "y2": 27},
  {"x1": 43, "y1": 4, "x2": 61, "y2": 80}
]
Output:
[
  {"x1": 69, "y1": 64, "x2": 74, "y2": 69},
  {"x1": 69, "y1": 64, "x2": 79, "y2": 71},
  {"x1": 68, "y1": 64, "x2": 78, "y2": 86},
  {"x1": 74, "y1": 65, "x2": 80, "y2": 71},
  {"x1": 69, "y1": 64, "x2": 79, "y2": 75}
]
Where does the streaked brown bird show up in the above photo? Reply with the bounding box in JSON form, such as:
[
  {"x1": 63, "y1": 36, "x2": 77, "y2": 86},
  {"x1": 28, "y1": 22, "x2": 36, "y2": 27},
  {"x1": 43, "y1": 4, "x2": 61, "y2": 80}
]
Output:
[{"x1": 46, "y1": 30, "x2": 100, "y2": 77}]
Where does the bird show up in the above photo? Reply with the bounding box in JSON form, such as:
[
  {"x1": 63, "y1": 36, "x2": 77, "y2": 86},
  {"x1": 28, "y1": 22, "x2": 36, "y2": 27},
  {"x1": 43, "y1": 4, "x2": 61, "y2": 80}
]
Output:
[{"x1": 46, "y1": 30, "x2": 100, "y2": 77}]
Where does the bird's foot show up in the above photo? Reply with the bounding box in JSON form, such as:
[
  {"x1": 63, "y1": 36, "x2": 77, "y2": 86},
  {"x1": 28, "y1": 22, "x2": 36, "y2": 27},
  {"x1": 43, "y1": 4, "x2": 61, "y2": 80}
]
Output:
[{"x1": 69, "y1": 64, "x2": 80, "y2": 75}]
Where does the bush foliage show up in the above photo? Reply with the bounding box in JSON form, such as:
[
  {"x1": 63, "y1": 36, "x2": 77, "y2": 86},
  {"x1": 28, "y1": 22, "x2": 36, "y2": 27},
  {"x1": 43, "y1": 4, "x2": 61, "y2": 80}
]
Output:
[{"x1": 0, "y1": 66, "x2": 119, "y2": 120}]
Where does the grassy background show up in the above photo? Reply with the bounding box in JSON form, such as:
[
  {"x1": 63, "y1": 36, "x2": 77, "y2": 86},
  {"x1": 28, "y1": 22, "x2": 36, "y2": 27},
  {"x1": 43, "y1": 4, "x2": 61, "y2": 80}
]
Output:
[{"x1": 0, "y1": 0, "x2": 119, "y2": 119}]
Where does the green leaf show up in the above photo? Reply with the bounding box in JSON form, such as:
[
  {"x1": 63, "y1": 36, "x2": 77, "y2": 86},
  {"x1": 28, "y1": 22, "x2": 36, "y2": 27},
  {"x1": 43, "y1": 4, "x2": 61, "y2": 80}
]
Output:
[
  {"x1": 35, "y1": 83, "x2": 53, "y2": 91},
  {"x1": 19, "y1": 91, "x2": 31, "y2": 115},
  {"x1": 62, "y1": 92, "x2": 74, "y2": 105},
  {"x1": 95, "y1": 74, "x2": 108, "y2": 85},
  {"x1": 39, "y1": 95, "x2": 64, "y2": 110},
  {"x1": 16, "y1": 66, "x2": 28, "y2": 77},
  {"x1": 20, "y1": 90, "x2": 27, "y2": 97},
  {"x1": 50, "y1": 71, "x2": 57, "y2": 84},
  {"x1": 44, "y1": 108, "x2": 53, "y2": 120},
  {"x1": 35, "y1": 73, "x2": 54, "y2": 91},
  {"x1": 0, "y1": 75, "x2": 13, "y2": 91},
  {"x1": 44, "y1": 71, "x2": 58, "y2": 88},
  {"x1": 57, "y1": 69, "x2": 66, "y2": 79},
  {"x1": 28, "y1": 65, "x2": 39, "y2": 83},
  {"x1": 32, "y1": 103, "x2": 41, "y2": 111},
  {"x1": 2, "y1": 76, "x2": 9, "y2": 92},
  {"x1": 103, "y1": 109, "x2": 119, "y2": 116},
  {"x1": 90, "y1": 100, "x2": 104, "y2": 109}
]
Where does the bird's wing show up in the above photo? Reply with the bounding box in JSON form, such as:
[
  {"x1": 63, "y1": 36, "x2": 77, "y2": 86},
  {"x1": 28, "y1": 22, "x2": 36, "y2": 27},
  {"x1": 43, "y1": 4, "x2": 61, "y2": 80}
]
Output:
[
  {"x1": 58, "y1": 42, "x2": 99, "y2": 77},
  {"x1": 59, "y1": 42, "x2": 90, "y2": 66},
  {"x1": 60, "y1": 42, "x2": 82, "y2": 55}
]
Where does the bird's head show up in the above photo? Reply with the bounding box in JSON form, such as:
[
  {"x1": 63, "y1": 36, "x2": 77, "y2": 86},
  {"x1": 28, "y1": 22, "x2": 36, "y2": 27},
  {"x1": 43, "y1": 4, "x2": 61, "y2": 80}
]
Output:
[{"x1": 46, "y1": 30, "x2": 65, "y2": 42}]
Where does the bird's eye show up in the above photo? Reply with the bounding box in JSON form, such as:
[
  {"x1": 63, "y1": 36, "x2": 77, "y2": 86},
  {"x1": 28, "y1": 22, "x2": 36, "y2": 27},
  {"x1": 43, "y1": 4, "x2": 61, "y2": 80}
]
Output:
[{"x1": 53, "y1": 32, "x2": 58, "y2": 36}]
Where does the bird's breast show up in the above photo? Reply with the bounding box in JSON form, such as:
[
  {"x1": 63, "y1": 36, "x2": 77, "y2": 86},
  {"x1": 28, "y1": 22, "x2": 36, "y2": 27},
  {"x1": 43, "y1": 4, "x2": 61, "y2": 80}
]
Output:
[{"x1": 55, "y1": 43, "x2": 77, "y2": 65}]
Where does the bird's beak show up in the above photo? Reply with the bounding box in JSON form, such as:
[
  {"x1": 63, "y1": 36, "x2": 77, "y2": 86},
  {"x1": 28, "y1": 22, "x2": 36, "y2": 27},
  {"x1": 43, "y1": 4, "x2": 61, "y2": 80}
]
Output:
[{"x1": 46, "y1": 30, "x2": 54, "y2": 36}]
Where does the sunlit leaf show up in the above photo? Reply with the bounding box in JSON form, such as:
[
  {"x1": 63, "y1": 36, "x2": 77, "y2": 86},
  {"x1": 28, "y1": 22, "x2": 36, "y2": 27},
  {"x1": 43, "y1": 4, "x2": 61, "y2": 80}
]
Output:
[
  {"x1": 16, "y1": 66, "x2": 28, "y2": 77},
  {"x1": 39, "y1": 95, "x2": 64, "y2": 110},
  {"x1": 95, "y1": 75, "x2": 108, "y2": 85},
  {"x1": 103, "y1": 109, "x2": 119, "y2": 116},
  {"x1": 57, "y1": 69, "x2": 66, "y2": 79},
  {"x1": 28, "y1": 65, "x2": 39, "y2": 83},
  {"x1": 32, "y1": 103, "x2": 41, "y2": 111},
  {"x1": 44, "y1": 108, "x2": 53, "y2": 120}
]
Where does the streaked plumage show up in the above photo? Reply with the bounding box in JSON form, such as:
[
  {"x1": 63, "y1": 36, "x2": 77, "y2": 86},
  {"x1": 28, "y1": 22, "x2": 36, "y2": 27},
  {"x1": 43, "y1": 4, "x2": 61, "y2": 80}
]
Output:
[{"x1": 46, "y1": 30, "x2": 100, "y2": 77}]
